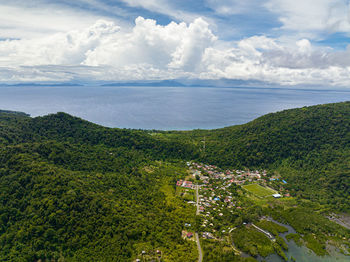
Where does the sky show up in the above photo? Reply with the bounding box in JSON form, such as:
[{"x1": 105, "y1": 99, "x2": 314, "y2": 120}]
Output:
[{"x1": 1, "y1": 0, "x2": 350, "y2": 86}]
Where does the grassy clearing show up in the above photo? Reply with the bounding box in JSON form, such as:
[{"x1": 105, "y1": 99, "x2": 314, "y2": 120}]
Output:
[
  {"x1": 243, "y1": 184, "x2": 277, "y2": 198},
  {"x1": 176, "y1": 187, "x2": 196, "y2": 201}
]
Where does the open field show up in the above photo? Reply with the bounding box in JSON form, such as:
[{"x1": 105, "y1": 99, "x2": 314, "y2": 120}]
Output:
[
  {"x1": 176, "y1": 187, "x2": 196, "y2": 201},
  {"x1": 243, "y1": 184, "x2": 277, "y2": 198}
]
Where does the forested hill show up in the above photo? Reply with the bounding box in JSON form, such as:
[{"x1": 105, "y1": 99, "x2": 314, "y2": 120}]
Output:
[
  {"x1": 2, "y1": 102, "x2": 349, "y2": 166},
  {"x1": 190, "y1": 101, "x2": 350, "y2": 168},
  {"x1": 0, "y1": 111, "x2": 201, "y2": 261},
  {"x1": 0, "y1": 102, "x2": 349, "y2": 261},
  {"x1": 0, "y1": 111, "x2": 198, "y2": 160},
  {"x1": 165, "y1": 101, "x2": 350, "y2": 210},
  {"x1": 0, "y1": 102, "x2": 349, "y2": 208}
]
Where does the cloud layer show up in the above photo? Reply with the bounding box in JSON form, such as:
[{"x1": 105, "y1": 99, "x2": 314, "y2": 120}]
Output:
[{"x1": 1, "y1": 0, "x2": 350, "y2": 87}]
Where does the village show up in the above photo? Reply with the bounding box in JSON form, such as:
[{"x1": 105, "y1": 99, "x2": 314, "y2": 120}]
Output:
[{"x1": 177, "y1": 161, "x2": 290, "y2": 241}]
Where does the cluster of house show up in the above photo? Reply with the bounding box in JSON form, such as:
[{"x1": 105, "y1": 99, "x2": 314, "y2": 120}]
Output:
[
  {"x1": 188, "y1": 161, "x2": 290, "y2": 197},
  {"x1": 176, "y1": 179, "x2": 195, "y2": 189},
  {"x1": 178, "y1": 162, "x2": 289, "y2": 239},
  {"x1": 197, "y1": 186, "x2": 239, "y2": 233},
  {"x1": 186, "y1": 162, "x2": 290, "y2": 238},
  {"x1": 187, "y1": 161, "x2": 269, "y2": 185}
]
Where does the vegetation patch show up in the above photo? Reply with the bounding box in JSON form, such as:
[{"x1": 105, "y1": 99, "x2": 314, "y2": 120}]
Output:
[
  {"x1": 286, "y1": 234, "x2": 303, "y2": 246},
  {"x1": 231, "y1": 226, "x2": 275, "y2": 257},
  {"x1": 201, "y1": 239, "x2": 255, "y2": 262},
  {"x1": 303, "y1": 234, "x2": 328, "y2": 256},
  {"x1": 255, "y1": 220, "x2": 288, "y2": 236}
]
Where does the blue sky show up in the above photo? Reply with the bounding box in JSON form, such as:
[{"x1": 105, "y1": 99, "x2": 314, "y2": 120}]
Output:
[{"x1": 1, "y1": 0, "x2": 350, "y2": 86}]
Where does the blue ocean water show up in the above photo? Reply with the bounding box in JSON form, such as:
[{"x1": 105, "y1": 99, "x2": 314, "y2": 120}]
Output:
[{"x1": 0, "y1": 85, "x2": 349, "y2": 130}]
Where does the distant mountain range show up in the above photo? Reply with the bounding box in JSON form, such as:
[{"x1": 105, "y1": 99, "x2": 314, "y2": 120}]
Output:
[
  {"x1": 0, "y1": 79, "x2": 279, "y2": 88},
  {"x1": 2, "y1": 78, "x2": 346, "y2": 89},
  {"x1": 101, "y1": 79, "x2": 275, "y2": 88}
]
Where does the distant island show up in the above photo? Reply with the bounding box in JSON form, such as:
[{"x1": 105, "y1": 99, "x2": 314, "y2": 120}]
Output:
[
  {"x1": 0, "y1": 78, "x2": 280, "y2": 88},
  {"x1": 2, "y1": 78, "x2": 345, "y2": 90}
]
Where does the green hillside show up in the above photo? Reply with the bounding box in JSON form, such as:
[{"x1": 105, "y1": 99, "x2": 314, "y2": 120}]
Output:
[
  {"x1": 0, "y1": 102, "x2": 349, "y2": 261},
  {"x1": 163, "y1": 101, "x2": 350, "y2": 211}
]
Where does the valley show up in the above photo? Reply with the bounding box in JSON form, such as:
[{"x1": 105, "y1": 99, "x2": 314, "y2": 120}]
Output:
[{"x1": 0, "y1": 102, "x2": 349, "y2": 261}]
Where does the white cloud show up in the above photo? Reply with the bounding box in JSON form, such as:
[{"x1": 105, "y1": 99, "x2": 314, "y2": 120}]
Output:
[
  {"x1": 83, "y1": 17, "x2": 216, "y2": 72},
  {"x1": 201, "y1": 35, "x2": 350, "y2": 85},
  {"x1": 0, "y1": 20, "x2": 120, "y2": 66},
  {"x1": 206, "y1": 0, "x2": 263, "y2": 15},
  {"x1": 1, "y1": 16, "x2": 350, "y2": 86},
  {"x1": 0, "y1": 2, "x2": 114, "y2": 39},
  {"x1": 168, "y1": 18, "x2": 217, "y2": 70},
  {"x1": 120, "y1": 0, "x2": 204, "y2": 23},
  {"x1": 265, "y1": 0, "x2": 350, "y2": 37}
]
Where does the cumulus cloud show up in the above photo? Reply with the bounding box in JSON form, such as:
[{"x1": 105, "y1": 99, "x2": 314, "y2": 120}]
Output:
[
  {"x1": 0, "y1": 20, "x2": 120, "y2": 66},
  {"x1": 84, "y1": 17, "x2": 216, "y2": 72},
  {"x1": 0, "y1": 17, "x2": 215, "y2": 72},
  {"x1": 201, "y1": 35, "x2": 350, "y2": 85},
  {"x1": 1, "y1": 16, "x2": 350, "y2": 86}
]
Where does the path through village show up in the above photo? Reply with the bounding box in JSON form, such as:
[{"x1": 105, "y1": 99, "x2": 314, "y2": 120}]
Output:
[{"x1": 195, "y1": 185, "x2": 203, "y2": 262}]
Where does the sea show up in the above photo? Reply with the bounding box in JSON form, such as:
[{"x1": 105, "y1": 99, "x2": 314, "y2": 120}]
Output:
[{"x1": 0, "y1": 85, "x2": 349, "y2": 130}]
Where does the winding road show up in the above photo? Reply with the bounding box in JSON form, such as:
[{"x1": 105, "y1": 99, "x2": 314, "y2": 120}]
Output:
[
  {"x1": 195, "y1": 232, "x2": 203, "y2": 262},
  {"x1": 195, "y1": 185, "x2": 203, "y2": 262},
  {"x1": 196, "y1": 184, "x2": 200, "y2": 215}
]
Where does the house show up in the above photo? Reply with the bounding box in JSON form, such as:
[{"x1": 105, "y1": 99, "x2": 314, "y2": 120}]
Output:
[
  {"x1": 273, "y1": 193, "x2": 282, "y2": 198},
  {"x1": 176, "y1": 180, "x2": 183, "y2": 186},
  {"x1": 183, "y1": 181, "x2": 194, "y2": 188},
  {"x1": 202, "y1": 232, "x2": 214, "y2": 239},
  {"x1": 177, "y1": 180, "x2": 195, "y2": 189},
  {"x1": 187, "y1": 232, "x2": 193, "y2": 238}
]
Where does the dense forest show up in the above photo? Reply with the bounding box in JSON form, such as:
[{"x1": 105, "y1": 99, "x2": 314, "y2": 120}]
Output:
[
  {"x1": 0, "y1": 101, "x2": 349, "y2": 261},
  {"x1": 0, "y1": 111, "x2": 201, "y2": 261},
  {"x1": 162, "y1": 101, "x2": 350, "y2": 211}
]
